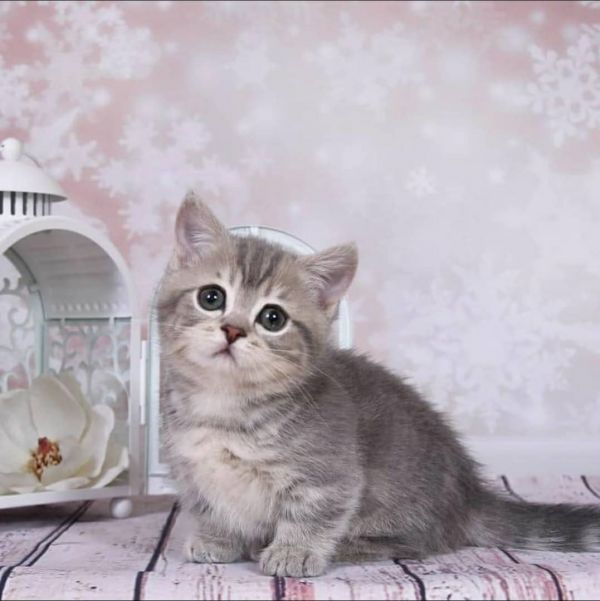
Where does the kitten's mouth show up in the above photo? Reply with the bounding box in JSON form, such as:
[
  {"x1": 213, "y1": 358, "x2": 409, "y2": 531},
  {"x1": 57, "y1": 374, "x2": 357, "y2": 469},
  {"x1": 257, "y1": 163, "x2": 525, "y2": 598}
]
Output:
[{"x1": 213, "y1": 346, "x2": 237, "y2": 363}]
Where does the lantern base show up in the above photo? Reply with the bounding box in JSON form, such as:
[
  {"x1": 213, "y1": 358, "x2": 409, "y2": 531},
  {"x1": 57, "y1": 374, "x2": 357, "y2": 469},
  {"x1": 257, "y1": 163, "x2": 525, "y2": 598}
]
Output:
[{"x1": 110, "y1": 497, "x2": 134, "y2": 519}]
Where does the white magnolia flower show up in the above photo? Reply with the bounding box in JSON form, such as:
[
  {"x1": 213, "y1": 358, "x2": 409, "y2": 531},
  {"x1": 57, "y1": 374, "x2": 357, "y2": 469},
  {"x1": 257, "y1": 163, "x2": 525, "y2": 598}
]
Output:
[{"x1": 0, "y1": 373, "x2": 128, "y2": 494}]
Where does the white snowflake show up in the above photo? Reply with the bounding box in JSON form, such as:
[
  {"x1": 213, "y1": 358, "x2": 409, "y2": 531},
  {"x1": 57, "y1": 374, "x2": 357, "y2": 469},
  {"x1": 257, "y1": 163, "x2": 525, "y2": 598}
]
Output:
[
  {"x1": 497, "y1": 25, "x2": 531, "y2": 54},
  {"x1": 530, "y1": 9, "x2": 546, "y2": 26},
  {"x1": 410, "y1": 0, "x2": 502, "y2": 52},
  {"x1": 498, "y1": 150, "x2": 600, "y2": 279},
  {"x1": 236, "y1": 101, "x2": 282, "y2": 137},
  {"x1": 405, "y1": 167, "x2": 436, "y2": 197},
  {"x1": 0, "y1": 1, "x2": 12, "y2": 46},
  {"x1": 26, "y1": 109, "x2": 102, "y2": 181},
  {"x1": 52, "y1": 134, "x2": 99, "y2": 181},
  {"x1": 310, "y1": 14, "x2": 424, "y2": 116},
  {"x1": 241, "y1": 148, "x2": 273, "y2": 176},
  {"x1": 0, "y1": 0, "x2": 25, "y2": 18},
  {"x1": 203, "y1": 0, "x2": 257, "y2": 22},
  {"x1": 383, "y1": 258, "x2": 600, "y2": 434},
  {"x1": 119, "y1": 0, "x2": 172, "y2": 9},
  {"x1": 120, "y1": 117, "x2": 158, "y2": 153},
  {"x1": 1, "y1": 1, "x2": 164, "y2": 180},
  {"x1": 409, "y1": 1, "x2": 429, "y2": 12},
  {"x1": 203, "y1": 1, "x2": 315, "y2": 24},
  {"x1": 97, "y1": 25, "x2": 160, "y2": 79},
  {"x1": 580, "y1": 23, "x2": 600, "y2": 46},
  {"x1": 0, "y1": 58, "x2": 31, "y2": 128},
  {"x1": 95, "y1": 109, "x2": 246, "y2": 237},
  {"x1": 229, "y1": 31, "x2": 275, "y2": 88},
  {"x1": 169, "y1": 118, "x2": 212, "y2": 153},
  {"x1": 45, "y1": 2, "x2": 163, "y2": 81},
  {"x1": 527, "y1": 35, "x2": 600, "y2": 146},
  {"x1": 197, "y1": 156, "x2": 243, "y2": 197}
]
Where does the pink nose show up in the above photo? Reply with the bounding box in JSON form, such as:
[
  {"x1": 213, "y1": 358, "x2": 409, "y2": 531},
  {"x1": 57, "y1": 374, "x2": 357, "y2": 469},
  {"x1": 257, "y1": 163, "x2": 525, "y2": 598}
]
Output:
[{"x1": 221, "y1": 324, "x2": 247, "y2": 345}]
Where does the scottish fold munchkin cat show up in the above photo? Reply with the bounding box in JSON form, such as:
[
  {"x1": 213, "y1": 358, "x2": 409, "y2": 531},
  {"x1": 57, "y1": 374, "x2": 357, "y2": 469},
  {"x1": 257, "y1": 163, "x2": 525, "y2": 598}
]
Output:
[{"x1": 157, "y1": 193, "x2": 600, "y2": 577}]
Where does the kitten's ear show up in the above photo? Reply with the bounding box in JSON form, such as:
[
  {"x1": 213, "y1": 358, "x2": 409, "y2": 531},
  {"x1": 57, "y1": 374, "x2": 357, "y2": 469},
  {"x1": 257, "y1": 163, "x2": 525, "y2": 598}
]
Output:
[
  {"x1": 301, "y1": 243, "x2": 358, "y2": 311},
  {"x1": 174, "y1": 192, "x2": 228, "y2": 263}
]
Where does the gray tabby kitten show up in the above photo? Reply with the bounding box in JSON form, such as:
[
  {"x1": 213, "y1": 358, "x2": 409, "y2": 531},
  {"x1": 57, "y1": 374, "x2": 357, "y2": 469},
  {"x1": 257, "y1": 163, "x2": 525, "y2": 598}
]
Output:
[{"x1": 158, "y1": 193, "x2": 600, "y2": 577}]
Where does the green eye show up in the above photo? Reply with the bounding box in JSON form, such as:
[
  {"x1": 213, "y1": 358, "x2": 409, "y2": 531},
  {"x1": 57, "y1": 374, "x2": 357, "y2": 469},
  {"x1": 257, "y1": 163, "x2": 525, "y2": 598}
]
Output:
[
  {"x1": 198, "y1": 286, "x2": 226, "y2": 311},
  {"x1": 258, "y1": 305, "x2": 288, "y2": 332}
]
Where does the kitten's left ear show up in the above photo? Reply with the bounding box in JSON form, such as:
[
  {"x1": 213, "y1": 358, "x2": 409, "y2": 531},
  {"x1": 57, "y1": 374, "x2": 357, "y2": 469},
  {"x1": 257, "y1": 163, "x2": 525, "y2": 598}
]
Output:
[
  {"x1": 174, "y1": 191, "x2": 229, "y2": 263},
  {"x1": 300, "y1": 243, "x2": 358, "y2": 311}
]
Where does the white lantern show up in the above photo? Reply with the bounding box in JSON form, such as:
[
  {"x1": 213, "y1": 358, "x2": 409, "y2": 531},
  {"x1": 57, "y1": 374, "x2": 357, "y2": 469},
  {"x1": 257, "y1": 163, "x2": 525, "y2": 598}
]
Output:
[
  {"x1": 0, "y1": 138, "x2": 353, "y2": 507},
  {"x1": 0, "y1": 139, "x2": 142, "y2": 518}
]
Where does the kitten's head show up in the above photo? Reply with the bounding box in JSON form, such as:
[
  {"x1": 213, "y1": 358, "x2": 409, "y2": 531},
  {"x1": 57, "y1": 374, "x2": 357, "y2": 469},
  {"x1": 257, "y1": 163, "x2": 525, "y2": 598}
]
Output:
[{"x1": 157, "y1": 193, "x2": 357, "y2": 397}]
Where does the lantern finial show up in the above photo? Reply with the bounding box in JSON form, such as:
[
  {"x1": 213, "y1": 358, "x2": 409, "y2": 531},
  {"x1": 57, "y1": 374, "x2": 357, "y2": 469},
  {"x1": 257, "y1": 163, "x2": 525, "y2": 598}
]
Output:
[{"x1": 0, "y1": 138, "x2": 24, "y2": 162}]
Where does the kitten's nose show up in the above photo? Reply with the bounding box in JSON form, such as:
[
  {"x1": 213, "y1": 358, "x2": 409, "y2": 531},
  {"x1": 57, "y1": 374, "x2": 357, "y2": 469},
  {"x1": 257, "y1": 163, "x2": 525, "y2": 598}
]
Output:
[{"x1": 221, "y1": 324, "x2": 247, "y2": 345}]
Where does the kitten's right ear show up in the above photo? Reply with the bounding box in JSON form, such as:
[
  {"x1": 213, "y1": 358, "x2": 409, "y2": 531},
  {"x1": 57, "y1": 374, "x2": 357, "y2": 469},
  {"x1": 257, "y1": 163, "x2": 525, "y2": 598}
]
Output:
[
  {"x1": 300, "y1": 243, "x2": 358, "y2": 314},
  {"x1": 174, "y1": 192, "x2": 228, "y2": 263}
]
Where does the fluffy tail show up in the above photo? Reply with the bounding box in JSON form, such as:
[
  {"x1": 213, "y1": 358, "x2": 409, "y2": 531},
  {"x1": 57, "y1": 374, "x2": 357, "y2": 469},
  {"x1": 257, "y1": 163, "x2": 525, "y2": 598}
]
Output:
[{"x1": 473, "y1": 492, "x2": 600, "y2": 552}]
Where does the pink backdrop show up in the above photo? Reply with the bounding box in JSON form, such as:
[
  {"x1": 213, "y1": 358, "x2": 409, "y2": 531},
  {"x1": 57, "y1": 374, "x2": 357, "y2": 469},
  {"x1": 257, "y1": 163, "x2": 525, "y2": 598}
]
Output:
[{"x1": 2, "y1": 1, "x2": 600, "y2": 441}]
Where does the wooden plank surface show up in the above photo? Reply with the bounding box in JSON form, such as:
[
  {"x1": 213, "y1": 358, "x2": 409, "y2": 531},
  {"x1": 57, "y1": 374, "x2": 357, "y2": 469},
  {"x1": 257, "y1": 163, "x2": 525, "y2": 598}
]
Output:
[{"x1": 0, "y1": 477, "x2": 599, "y2": 600}]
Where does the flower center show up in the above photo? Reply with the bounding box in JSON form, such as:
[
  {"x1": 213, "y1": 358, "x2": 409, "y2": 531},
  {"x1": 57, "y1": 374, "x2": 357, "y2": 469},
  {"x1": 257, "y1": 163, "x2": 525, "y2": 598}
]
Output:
[{"x1": 29, "y1": 437, "x2": 62, "y2": 481}]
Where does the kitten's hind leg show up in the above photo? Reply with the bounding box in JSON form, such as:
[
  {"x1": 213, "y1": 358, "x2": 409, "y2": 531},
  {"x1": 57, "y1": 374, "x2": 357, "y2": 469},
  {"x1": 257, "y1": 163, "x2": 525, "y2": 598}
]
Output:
[{"x1": 334, "y1": 537, "x2": 421, "y2": 563}]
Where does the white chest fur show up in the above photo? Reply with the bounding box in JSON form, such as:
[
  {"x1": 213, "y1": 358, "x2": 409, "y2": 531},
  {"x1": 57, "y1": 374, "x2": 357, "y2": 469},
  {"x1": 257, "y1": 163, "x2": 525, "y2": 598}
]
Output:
[{"x1": 172, "y1": 424, "x2": 292, "y2": 537}]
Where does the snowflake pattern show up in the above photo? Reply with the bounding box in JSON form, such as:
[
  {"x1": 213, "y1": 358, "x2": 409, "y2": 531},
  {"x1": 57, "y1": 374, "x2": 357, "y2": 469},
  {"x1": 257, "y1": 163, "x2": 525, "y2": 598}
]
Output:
[
  {"x1": 1, "y1": 1, "x2": 164, "y2": 178},
  {"x1": 229, "y1": 31, "x2": 275, "y2": 88},
  {"x1": 0, "y1": 57, "x2": 31, "y2": 128},
  {"x1": 95, "y1": 109, "x2": 245, "y2": 237},
  {"x1": 384, "y1": 258, "x2": 600, "y2": 434},
  {"x1": 311, "y1": 14, "x2": 424, "y2": 116},
  {"x1": 2, "y1": 1, "x2": 600, "y2": 443},
  {"x1": 405, "y1": 167, "x2": 437, "y2": 196},
  {"x1": 527, "y1": 35, "x2": 600, "y2": 146}
]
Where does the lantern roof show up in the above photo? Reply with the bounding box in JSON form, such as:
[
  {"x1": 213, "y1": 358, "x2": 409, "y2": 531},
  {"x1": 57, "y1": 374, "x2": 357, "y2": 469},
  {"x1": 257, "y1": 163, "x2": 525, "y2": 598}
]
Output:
[{"x1": 0, "y1": 138, "x2": 66, "y2": 200}]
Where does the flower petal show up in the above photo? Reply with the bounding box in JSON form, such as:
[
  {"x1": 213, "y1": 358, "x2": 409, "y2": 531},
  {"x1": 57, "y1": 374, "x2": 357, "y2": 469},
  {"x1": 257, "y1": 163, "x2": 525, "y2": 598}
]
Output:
[
  {"x1": 56, "y1": 372, "x2": 92, "y2": 423},
  {"x1": 29, "y1": 375, "x2": 87, "y2": 441},
  {"x1": 44, "y1": 476, "x2": 90, "y2": 491},
  {"x1": 0, "y1": 437, "x2": 30, "y2": 474},
  {"x1": 0, "y1": 431, "x2": 31, "y2": 474},
  {"x1": 78, "y1": 405, "x2": 115, "y2": 479},
  {"x1": 0, "y1": 471, "x2": 39, "y2": 494},
  {"x1": 90, "y1": 441, "x2": 129, "y2": 489},
  {"x1": 0, "y1": 388, "x2": 38, "y2": 453}
]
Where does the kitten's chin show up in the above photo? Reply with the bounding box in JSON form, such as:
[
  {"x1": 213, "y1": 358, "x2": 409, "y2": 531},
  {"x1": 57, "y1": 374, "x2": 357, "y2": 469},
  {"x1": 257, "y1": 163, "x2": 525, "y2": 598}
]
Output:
[
  {"x1": 211, "y1": 346, "x2": 238, "y2": 365},
  {"x1": 182, "y1": 340, "x2": 241, "y2": 369}
]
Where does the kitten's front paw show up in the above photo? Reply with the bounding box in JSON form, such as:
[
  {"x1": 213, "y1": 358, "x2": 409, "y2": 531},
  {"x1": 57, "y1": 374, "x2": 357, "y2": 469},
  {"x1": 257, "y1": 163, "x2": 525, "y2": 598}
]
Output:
[
  {"x1": 259, "y1": 544, "x2": 328, "y2": 577},
  {"x1": 184, "y1": 536, "x2": 242, "y2": 564}
]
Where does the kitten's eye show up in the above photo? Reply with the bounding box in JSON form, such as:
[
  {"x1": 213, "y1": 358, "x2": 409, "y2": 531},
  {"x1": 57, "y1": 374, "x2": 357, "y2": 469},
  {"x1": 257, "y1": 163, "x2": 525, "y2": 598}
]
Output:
[
  {"x1": 197, "y1": 285, "x2": 226, "y2": 311},
  {"x1": 257, "y1": 305, "x2": 288, "y2": 332}
]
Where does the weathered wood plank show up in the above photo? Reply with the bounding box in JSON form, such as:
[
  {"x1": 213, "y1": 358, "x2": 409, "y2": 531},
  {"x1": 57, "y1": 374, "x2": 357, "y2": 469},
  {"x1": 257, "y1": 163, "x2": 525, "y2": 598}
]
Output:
[{"x1": 1, "y1": 481, "x2": 600, "y2": 600}]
